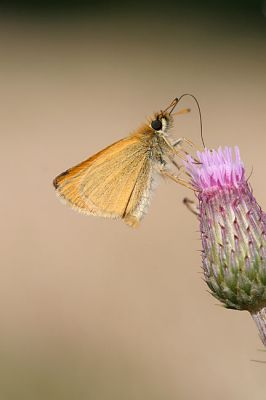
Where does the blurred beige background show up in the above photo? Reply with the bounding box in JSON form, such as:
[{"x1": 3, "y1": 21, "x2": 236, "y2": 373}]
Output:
[{"x1": 1, "y1": 6, "x2": 266, "y2": 400}]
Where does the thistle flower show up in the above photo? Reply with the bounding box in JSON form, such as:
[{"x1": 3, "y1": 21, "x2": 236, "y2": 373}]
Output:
[{"x1": 185, "y1": 147, "x2": 266, "y2": 346}]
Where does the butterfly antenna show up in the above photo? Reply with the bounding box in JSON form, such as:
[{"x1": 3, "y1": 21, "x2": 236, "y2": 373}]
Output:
[
  {"x1": 163, "y1": 98, "x2": 179, "y2": 114},
  {"x1": 177, "y1": 94, "x2": 205, "y2": 148}
]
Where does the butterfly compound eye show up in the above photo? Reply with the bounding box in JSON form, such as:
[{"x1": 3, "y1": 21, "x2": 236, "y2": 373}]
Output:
[{"x1": 151, "y1": 119, "x2": 163, "y2": 131}]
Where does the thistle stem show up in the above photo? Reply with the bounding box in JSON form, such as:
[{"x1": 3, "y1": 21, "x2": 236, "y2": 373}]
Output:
[{"x1": 251, "y1": 308, "x2": 266, "y2": 346}]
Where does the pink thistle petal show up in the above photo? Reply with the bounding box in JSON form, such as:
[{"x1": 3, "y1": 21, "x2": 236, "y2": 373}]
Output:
[{"x1": 185, "y1": 146, "x2": 245, "y2": 193}]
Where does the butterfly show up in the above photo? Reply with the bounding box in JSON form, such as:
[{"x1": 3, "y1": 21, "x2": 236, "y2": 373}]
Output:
[{"x1": 53, "y1": 97, "x2": 195, "y2": 227}]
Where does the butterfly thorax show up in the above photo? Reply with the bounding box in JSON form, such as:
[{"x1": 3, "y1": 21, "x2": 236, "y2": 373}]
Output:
[{"x1": 130, "y1": 120, "x2": 174, "y2": 166}]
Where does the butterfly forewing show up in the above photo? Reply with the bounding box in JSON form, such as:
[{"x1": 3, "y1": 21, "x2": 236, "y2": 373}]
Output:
[{"x1": 54, "y1": 135, "x2": 154, "y2": 226}]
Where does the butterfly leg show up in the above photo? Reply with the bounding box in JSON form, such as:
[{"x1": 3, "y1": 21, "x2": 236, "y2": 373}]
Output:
[
  {"x1": 170, "y1": 160, "x2": 192, "y2": 179},
  {"x1": 161, "y1": 136, "x2": 189, "y2": 162},
  {"x1": 171, "y1": 159, "x2": 184, "y2": 170},
  {"x1": 183, "y1": 197, "x2": 200, "y2": 216},
  {"x1": 173, "y1": 137, "x2": 202, "y2": 160},
  {"x1": 172, "y1": 137, "x2": 195, "y2": 148},
  {"x1": 173, "y1": 137, "x2": 204, "y2": 165},
  {"x1": 161, "y1": 169, "x2": 194, "y2": 190},
  {"x1": 161, "y1": 136, "x2": 200, "y2": 164}
]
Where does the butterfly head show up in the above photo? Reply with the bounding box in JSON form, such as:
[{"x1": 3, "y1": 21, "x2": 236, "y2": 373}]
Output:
[
  {"x1": 149, "y1": 97, "x2": 179, "y2": 134},
  {"x1": 150, "y1": 112, "x2": 174, "y2": 134}
]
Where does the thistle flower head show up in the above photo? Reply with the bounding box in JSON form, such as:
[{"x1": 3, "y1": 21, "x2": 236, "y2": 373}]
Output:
[
  {"x1": 186, "y1": 146, "x2": 245, "y2": 192},
  {"x1": 185, "y1": 147, "x2": 266, "y2": 345}
]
